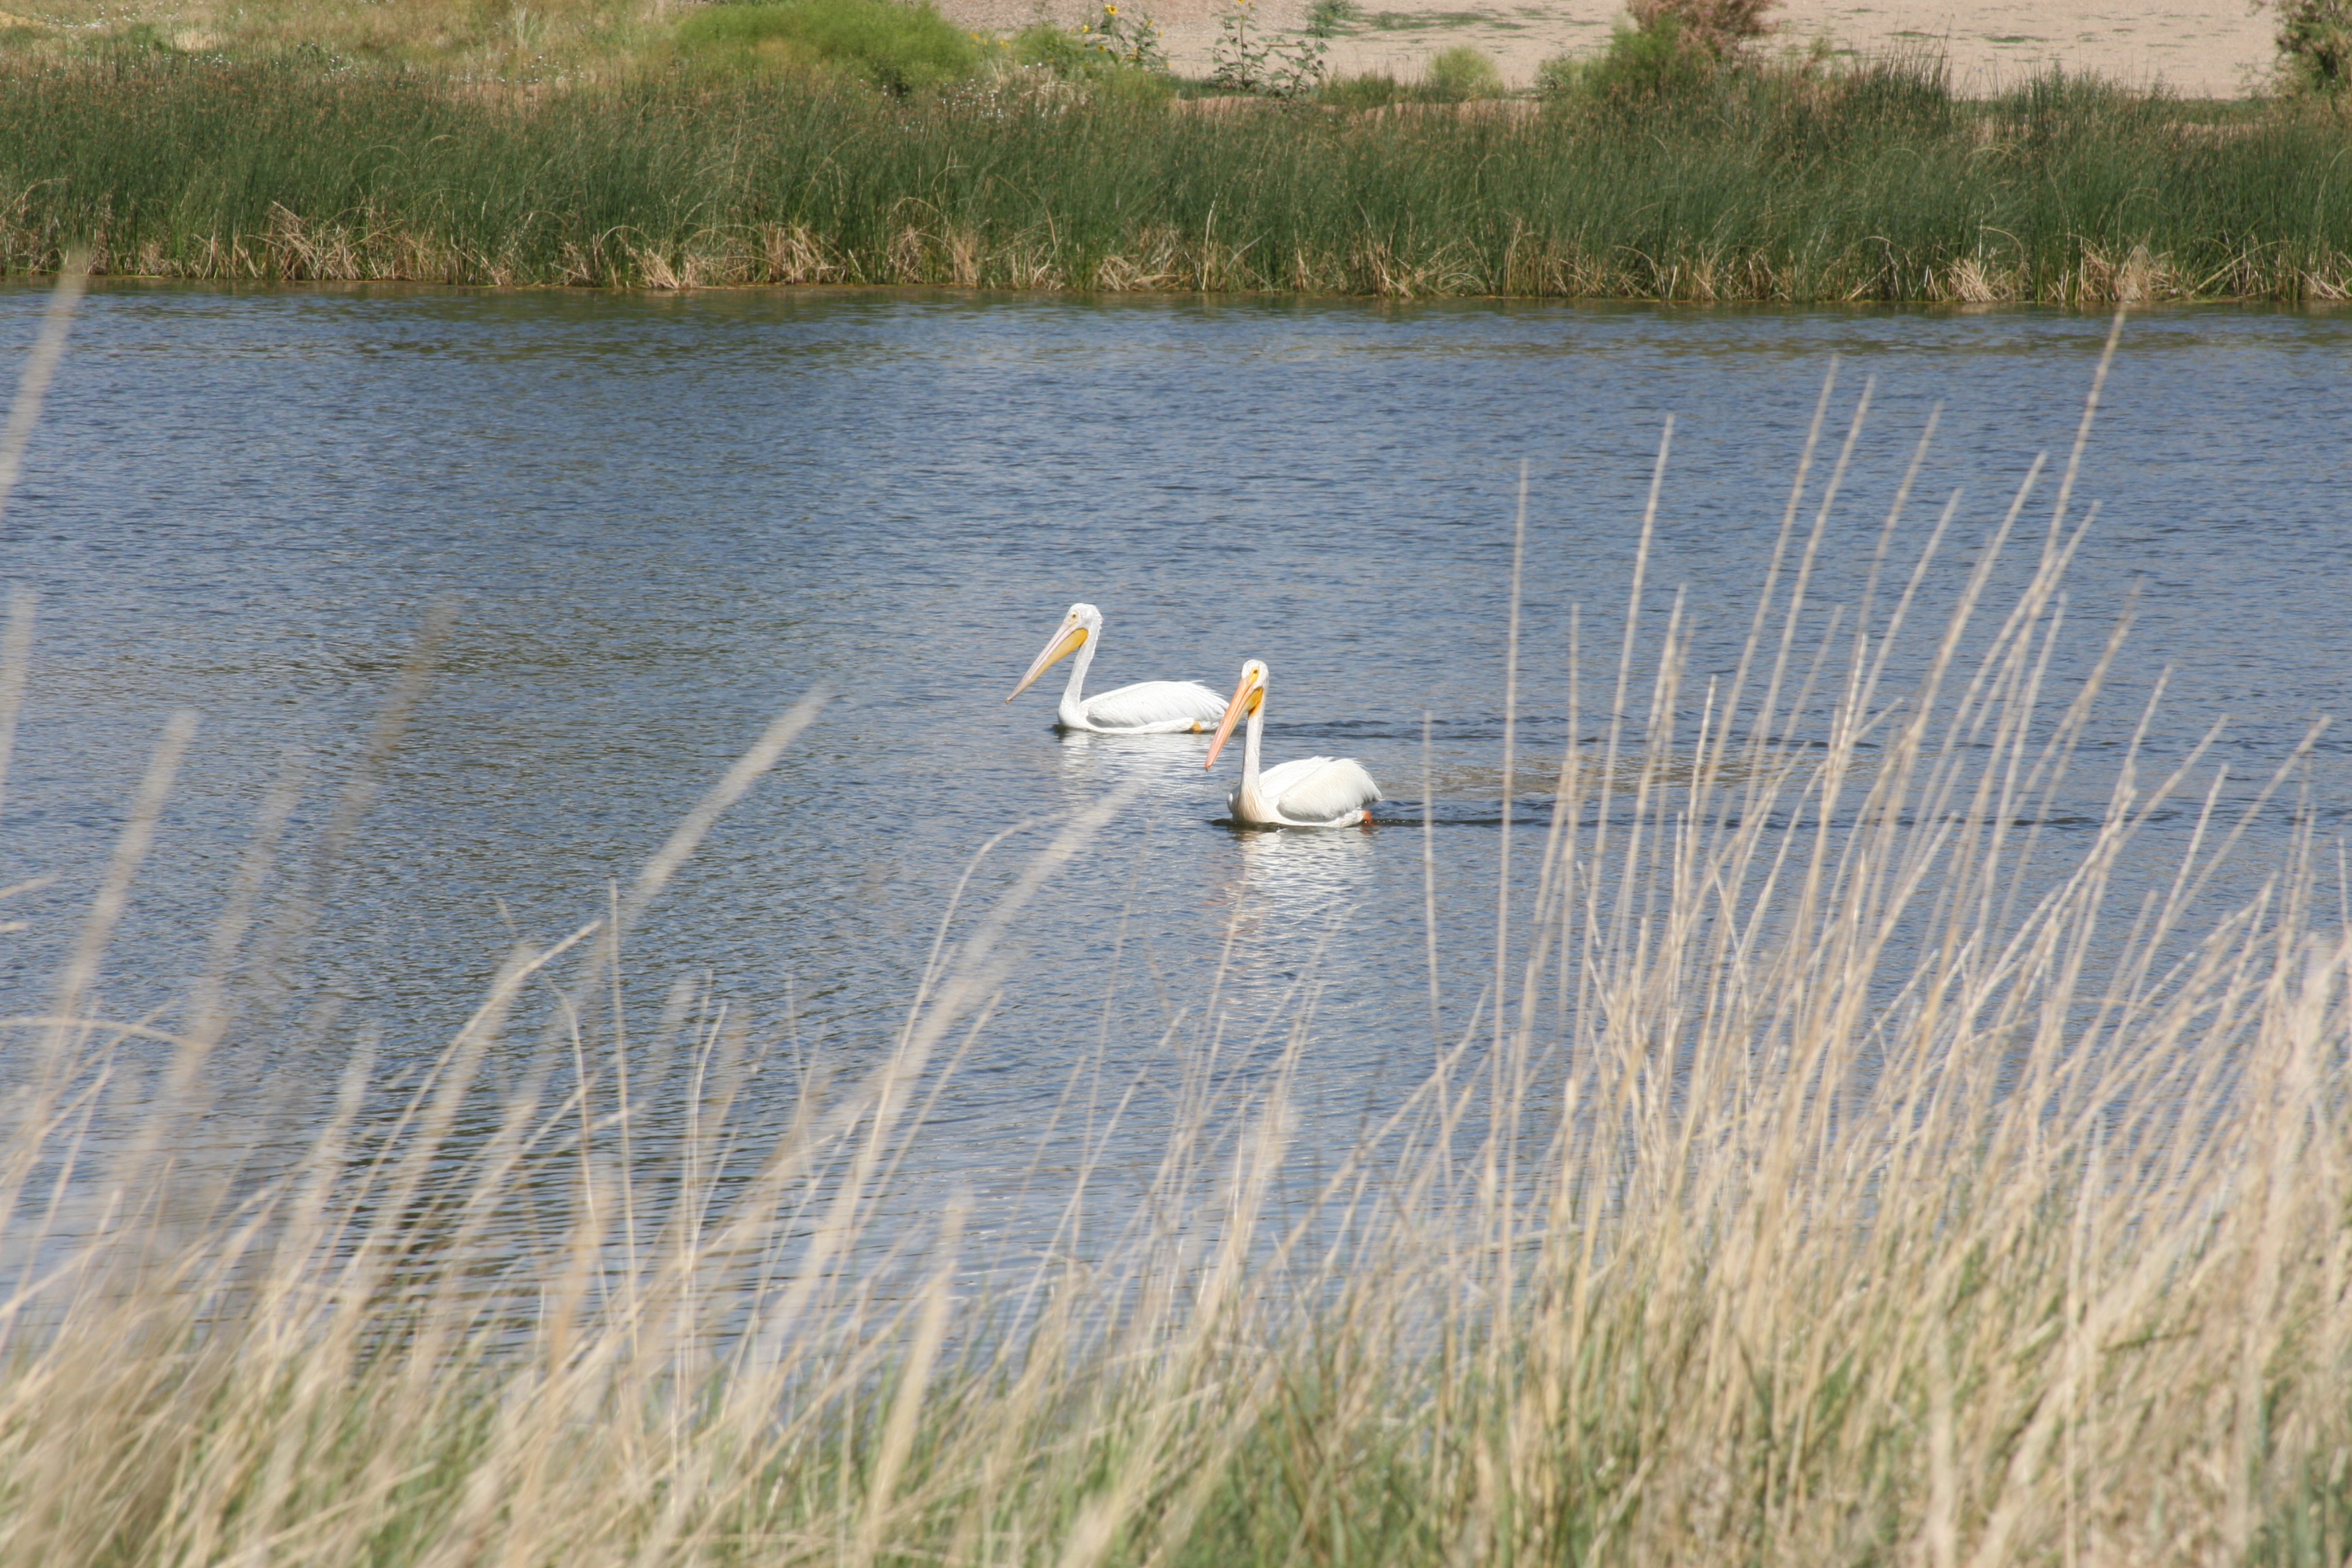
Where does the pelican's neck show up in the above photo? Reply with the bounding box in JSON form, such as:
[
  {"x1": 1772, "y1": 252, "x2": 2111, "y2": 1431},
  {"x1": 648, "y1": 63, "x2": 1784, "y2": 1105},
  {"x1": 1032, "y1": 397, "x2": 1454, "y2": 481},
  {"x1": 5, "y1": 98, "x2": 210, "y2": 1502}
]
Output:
[
  {"x1": 1057, "y1": 629, "x2": 1099, "y2": 728},
  {"x1": 1236, "y1": 691, "x2": 1268, "y2": 815}
]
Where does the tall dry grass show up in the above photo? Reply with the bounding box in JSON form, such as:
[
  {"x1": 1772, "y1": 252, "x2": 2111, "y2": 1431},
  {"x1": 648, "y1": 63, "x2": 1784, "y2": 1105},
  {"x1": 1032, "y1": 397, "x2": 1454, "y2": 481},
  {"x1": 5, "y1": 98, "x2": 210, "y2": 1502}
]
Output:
[{"x1": 3, "y1": 279, "x2": 2350, "y2": 1566}]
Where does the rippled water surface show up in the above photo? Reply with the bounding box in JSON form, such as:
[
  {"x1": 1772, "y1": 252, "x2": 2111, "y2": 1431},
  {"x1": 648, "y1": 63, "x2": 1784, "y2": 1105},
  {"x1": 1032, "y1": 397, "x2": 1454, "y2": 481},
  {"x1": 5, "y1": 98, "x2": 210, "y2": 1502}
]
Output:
[{"x1": 4, "y1": 285, "x2": 2347, "y2": 1205}]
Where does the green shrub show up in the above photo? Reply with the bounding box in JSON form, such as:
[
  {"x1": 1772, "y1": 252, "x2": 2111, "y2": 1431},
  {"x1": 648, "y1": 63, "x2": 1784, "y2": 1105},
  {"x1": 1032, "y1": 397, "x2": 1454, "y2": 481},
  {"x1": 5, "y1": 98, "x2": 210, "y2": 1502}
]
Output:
[
  {"x1": 1009, "y1": 21, "x2": 1092, "y2": 77},
  {"x1": 1541, "y1": 26, "x2": 1952, "y2": 124},
  {"x1": 1319, "y1": 69, "x2": 1404, "y2": 108},
  {"x1": 1422, "y1": 44, "x2": 1502, "y2": 100},
  {"x1": 1208, "y1": 0, "x2": 1329, "y2": 97},
  {"x1": 2271, "y1": 0, "x2": 2352, "y2": 92},
  {"x1": 675, "y1": 0, "x2": 981, "y2": 94},
  {"x1": 1007, "y1": 15, "x2": 1172, "y2": 101},
  {"x1": 1304, "y1": 0, "x2": 1360, "y2": 38},
  {"x1": 1539, "y1": 0, "x2": 1788, "y2": 103},
  {"x1": 1627, "y1": 0, "x2": 1777, "y2": 57},
  {"x1": 1551, "y1": 17, "x2": 1716, "y2": 101},
  {"x1": 1067, "y1": 3, "x2": 1169, "y2": 71}
]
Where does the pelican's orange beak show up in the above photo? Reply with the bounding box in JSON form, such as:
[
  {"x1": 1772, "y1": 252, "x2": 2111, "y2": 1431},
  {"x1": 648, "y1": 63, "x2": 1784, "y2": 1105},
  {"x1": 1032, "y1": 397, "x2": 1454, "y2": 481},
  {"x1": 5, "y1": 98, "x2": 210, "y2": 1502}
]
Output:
[
  {"x1": 1204, "y1": 667, "x2": 1263, "y2": 770},
  {"x1": 1008, "y1": 621, "x2": 1087, "y2": 701}
]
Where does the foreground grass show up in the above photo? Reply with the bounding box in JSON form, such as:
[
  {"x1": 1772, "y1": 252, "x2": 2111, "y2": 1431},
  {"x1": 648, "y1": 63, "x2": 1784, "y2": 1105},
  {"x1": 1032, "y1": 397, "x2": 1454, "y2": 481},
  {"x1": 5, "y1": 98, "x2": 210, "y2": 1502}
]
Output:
[
  {"x1": 6, "y1": 313, "x2": 2352, "y2": 1565},
  {"x1": 3, "y1": 57, "x2": 2349, "y2": 299}
]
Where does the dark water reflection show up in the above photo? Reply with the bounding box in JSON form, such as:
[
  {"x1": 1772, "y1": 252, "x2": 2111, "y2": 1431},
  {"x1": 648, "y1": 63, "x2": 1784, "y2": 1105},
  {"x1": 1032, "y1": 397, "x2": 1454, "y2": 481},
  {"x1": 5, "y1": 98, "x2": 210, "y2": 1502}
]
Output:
[{"x1": 2, "y1": 284, "x2": 2347, "y2": 1226}]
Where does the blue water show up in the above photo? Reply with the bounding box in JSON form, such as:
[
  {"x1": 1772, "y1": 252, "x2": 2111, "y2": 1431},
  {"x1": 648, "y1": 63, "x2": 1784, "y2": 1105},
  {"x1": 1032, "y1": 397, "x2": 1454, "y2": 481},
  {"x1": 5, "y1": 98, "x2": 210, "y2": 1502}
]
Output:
[{"x1": 3, "y1": 284, "x2": 2347, "y2": 1200}]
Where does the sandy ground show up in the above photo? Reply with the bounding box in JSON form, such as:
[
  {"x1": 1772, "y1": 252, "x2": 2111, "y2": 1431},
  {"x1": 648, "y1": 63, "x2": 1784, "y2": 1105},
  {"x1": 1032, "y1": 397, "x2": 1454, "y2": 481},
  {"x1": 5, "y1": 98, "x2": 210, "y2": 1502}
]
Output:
[{"x1": 937, "y1": 0, "x2": 2282, "y2": 96}]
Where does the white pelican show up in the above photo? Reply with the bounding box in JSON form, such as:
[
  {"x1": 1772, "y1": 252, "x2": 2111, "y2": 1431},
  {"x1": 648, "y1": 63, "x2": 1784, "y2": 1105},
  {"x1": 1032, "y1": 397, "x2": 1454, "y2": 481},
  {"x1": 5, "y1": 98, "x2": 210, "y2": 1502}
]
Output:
[
  {"x1": 1204, "y1": 659, "x2": 1383, "y2": 828},
  {"x1": 1007, "y1": 603, "x2": 1228, "y2": 734}
]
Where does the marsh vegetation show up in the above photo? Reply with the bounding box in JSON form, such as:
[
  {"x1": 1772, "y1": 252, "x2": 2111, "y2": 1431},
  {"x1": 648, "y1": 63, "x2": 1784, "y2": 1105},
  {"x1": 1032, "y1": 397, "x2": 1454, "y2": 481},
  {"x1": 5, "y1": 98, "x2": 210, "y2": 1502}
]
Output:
[
  {"x1": 1, "y1": 0, "x2": 2348, "y2": 299},
  {"x1": 3, "y1": 44, "x2": 2350, "y2": 299}
]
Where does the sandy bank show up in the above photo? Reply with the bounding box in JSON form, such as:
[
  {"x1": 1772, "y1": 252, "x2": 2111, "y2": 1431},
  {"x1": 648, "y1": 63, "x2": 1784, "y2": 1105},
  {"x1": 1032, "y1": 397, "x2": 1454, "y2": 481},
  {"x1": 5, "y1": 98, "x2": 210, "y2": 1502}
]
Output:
[{"x1": 934, "y1": 0, "x2": 2281, "y2": 97}]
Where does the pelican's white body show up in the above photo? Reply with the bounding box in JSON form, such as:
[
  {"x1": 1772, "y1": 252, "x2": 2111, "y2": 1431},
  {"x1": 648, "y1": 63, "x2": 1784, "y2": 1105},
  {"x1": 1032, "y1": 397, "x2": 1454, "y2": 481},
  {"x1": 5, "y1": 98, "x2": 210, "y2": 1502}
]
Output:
[
  {"x1": 1057, "y1": 671, "x2": 1226, "y2": 735},
  {"x1": 1011, "y1": 603, "x2": 1226, "y2": 735},
  {"x1": 1210, "y1": 661, "x2": 1383, "y2": 828}
]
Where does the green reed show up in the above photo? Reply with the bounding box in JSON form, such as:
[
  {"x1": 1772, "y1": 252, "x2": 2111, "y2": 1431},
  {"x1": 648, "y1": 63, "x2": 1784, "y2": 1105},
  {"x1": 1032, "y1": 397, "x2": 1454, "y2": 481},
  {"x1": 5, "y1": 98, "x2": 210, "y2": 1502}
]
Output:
[{"x1": 3, "y1": 54, "x2": 2349, "y2": 299}]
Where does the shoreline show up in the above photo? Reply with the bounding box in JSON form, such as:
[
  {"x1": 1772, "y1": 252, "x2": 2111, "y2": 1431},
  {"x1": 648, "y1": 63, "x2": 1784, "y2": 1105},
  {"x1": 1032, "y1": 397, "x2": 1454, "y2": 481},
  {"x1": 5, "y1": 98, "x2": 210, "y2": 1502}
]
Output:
[
  {"x1": 9, "y1": 275, "x2": 2352, "y2": 310},
  {"x1": 932, "y1": 0, "x2": 2286, "y2": 96}
]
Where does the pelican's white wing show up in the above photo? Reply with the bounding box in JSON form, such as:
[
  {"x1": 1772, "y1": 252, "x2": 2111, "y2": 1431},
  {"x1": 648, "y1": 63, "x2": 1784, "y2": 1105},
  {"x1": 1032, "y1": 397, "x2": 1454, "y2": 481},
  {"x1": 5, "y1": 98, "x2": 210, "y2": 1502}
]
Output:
[
  {"x1": 1261, "y1": 756, "x2": 1384, "y2": 824},
  {"x1": 1081, "y1": 679, "x2": 1228, "y2": 734}
]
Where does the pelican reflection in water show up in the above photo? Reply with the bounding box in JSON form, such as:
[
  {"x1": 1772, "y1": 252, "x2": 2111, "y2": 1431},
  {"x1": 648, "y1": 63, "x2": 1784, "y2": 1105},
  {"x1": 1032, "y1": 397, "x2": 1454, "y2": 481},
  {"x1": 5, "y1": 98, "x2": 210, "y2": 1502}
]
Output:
[{"x1": 1049, "y1": 725, "x2": 1231, "y2": 812}]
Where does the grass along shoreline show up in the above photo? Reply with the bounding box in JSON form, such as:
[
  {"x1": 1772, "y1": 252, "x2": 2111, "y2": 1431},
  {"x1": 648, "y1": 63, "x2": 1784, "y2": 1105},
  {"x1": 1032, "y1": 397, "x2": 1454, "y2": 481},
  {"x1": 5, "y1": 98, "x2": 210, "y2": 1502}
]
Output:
[{"x1": 4, "y1": 56, "x2": 2351, "y2": 300}]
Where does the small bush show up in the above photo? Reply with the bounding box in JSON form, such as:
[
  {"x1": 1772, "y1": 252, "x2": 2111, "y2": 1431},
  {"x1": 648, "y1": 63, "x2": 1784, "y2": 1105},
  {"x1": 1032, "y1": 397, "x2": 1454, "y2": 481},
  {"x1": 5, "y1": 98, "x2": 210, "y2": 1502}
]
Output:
[
  {"x1": 1010, "y1": 21, "x2": 1094, "y2": 77},
  {"x1": 1009, "y1": 23, "x2": 1172, "y2": 100},
  {"x1": 675, "y1": 0, "x2": 981, "y2": 93},
  {"x1": 1012, "y1": 6, "x2": 1166, "y2": 72},
  {"x1": 1535, "y1": 0, "x2": 1773, "y2": 105},
  {"x1": 2269, "y1": 0, "x2": 2352, "y2": 91},
  {"x1": 1532, "y1": 53, "x2": 1580, "y2": 97},
  {"x1": 1626, "y1": 0, "x2": 1776, "y2": 57},
  {"x1": 1422, "y1": 44, "x2": 1502, "y2": 100},
  {"x1": 1208, "y1": 0, "x2": 1328, "y2": 97},
  {"x1": 1305, "y1": 0, "x2": 1360, "y2": 38},
  {"x1": 1320, "y1": 69, "x2": 1404, "y2": 107},
  {"x1": 1005, "y1": 9, "x2": 1171, "y2": 103},
  {"x1": 1559, "y1": 17, "x2": 1718, "y2": 101},
  {"x1": 1539, "y1": 28, "x2": 1952, "y2": 124}
]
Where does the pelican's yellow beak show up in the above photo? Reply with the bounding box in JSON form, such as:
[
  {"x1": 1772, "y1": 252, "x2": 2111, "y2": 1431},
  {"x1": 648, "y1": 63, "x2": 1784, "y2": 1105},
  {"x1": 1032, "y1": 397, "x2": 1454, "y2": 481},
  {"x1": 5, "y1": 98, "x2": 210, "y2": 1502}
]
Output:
[
  {"x1": 1204, "y1": 668, "x2": 1263, "y2": 770},
  {"x1": 1008, "y1": 621, "x2": 1087, "y2": 701}
]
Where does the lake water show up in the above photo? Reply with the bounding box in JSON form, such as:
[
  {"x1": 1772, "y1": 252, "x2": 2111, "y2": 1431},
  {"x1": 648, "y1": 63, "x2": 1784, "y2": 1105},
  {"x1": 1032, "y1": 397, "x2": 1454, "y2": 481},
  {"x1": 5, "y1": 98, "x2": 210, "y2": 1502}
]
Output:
[{"x1": 3, "y1": 284, "x2": 2347, "y2": 1239}]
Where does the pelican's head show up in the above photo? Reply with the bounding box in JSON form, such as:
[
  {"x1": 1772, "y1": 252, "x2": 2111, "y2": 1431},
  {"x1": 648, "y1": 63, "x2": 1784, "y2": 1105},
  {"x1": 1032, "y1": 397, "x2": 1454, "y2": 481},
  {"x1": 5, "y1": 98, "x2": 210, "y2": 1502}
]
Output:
[
  {"x1": 1204, "y1": 659, "x2": 1268, "y2": 769},
  {"x1": 1008, "y1": 602, "x2": 1103, "y2": 702}
]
